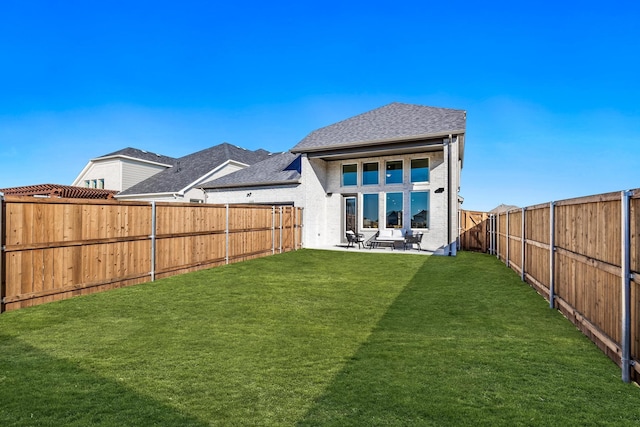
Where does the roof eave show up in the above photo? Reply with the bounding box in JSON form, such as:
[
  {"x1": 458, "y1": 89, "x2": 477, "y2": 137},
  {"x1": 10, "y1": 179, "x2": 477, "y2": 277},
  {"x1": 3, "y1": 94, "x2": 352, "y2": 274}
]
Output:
[
  {"x1": 200, "y1": 179, "x2": 301, "y2": 190},
  {"x1": 93, "y1": 154, "x2": 174, "y2": 168},
  {"x1": 291, "y1": 130, "x2": 465, "y2": 154}
]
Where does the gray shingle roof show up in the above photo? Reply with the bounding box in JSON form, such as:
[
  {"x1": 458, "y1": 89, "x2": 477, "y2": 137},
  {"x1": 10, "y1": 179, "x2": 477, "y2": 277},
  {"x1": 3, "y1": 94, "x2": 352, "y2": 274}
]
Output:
[
  {"x1": 118, "y1": 143, "x2": 272, "y2": 195},
  {"x1": 199, "y1": 152, "x2": 300, "y2": 189},
  {"x1": 97, "y1": 147, "x2": 176, "y2": 165},
  {"x1": 291, "y1": 102, "x2": 466, "y2": 152}
]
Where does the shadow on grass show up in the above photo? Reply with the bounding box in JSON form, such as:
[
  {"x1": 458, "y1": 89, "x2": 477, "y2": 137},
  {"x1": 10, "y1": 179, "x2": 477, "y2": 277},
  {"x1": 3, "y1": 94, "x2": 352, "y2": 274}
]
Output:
[
  {"x1": 297, "y1": 252, "x2": 640, "y2": 427},
  {"x1": 0, "y1": 334, "x2": 208, "y2": 427}
]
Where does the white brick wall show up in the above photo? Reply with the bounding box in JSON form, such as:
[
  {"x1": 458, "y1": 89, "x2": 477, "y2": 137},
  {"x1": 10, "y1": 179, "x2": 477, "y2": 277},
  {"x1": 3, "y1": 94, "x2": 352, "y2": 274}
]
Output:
[{"x1": 205, "y1": 144, "x2": 462, "y2": 254}]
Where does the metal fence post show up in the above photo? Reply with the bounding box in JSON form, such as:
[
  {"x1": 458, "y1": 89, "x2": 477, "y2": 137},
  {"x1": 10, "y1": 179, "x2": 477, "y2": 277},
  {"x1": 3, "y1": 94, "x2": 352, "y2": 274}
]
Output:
[
  {"x1": 293, "y1": 207, "x2": 297, "y2": 250},
  {"x1": 496, "y1": 214, "x2": 500, "y2": 259},
  {"x1": 272, "y1": 206, "x2": 275, "y2": 255},
  {"x1": 549, "y1": 201, "x2": 555, "y2": 309},
  {"x1": 0, "y1": 192, "x2": 4, "y2": 313},
  {"x1": 225, "y1": 204, "x2": 229, "y2": 265},
  {"x1": 506, "y1": 211, "x2": 510, "y2": 268},
  {"x1": 150, "y1": 201, "x2": 156, "y2": 281},
  {"x1": 621, "y1": 190, "x2": 632, "y2": 383},
  {"x1": 521, "y1": 208, "x2": 526, "y2": 281},
  {"x1": 279, "y1": 206, "x2": 283, "y2": 253}
]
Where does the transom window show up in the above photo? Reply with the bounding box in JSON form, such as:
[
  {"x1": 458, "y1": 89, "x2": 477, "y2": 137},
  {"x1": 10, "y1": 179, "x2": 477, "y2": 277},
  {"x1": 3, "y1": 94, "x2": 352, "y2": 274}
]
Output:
[
  {"x1": 411, "y1": 158, "x2": 429, "y2": 183},
  {"x1": 385, "y1": 160, "x2": 403, "y2": 184},
  {"x1": 342, "y1": 164, "x2": 357, "y2": 186},
  {"x1": 362, "y1": 162, "x2": 379, "y2": 185}
]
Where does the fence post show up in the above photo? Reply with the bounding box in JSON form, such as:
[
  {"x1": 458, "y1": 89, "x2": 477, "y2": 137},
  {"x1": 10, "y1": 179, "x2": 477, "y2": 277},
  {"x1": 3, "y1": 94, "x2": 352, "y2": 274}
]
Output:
[
  {"x1": 549, "y1": 201, "x2": 555, "y2": 309},
  {"x1": 496, "y1": 214, "x2": 500, "y2": 259},
  {"x1": 293, "y1": 208, "x2": 297, "y2": 250},
  {"x1": 0, "y1": 192, "x2": 4, "y2": 313},
  {"x1": 506, "y1": 211, "x2": 510, "y2": 268},
  {"x1": 225, "y1": 204, "x2": 229, "y2": 265},
  {"x1": 521, "y1": 207, "x2": 526, "y2": 281},
  {"x1": 487, "y1": 214, "x2": 493, "y2": 255},
  {"x1": 279, "y1": 206, "x2": 283, "y2": 253},
  {"x1": 272, "y1": 206, "x2": 275, "y2": 254},
  {"x1": 150, "y1": 201, "x2": 156, "y2": 281},
  {"x1": 621, "y1": 190, "x2": 632, "y2": 383}
]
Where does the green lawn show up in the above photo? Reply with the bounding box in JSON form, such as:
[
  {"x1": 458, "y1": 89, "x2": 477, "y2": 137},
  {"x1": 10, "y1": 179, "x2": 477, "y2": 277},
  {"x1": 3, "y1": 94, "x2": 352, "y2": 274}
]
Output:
[{"x1": 1, "y1": 250, "x2": 639, "y2": 426}]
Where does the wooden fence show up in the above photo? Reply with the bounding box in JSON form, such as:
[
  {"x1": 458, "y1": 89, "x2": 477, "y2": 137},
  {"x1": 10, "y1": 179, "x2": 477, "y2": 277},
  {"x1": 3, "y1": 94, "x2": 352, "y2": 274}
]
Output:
[
  {"x1": 482, "y1": 190, "x2": 640, "y2": 383},
  {"x1": 459, "y1": 210, "x2": 489, "y2": 253},
  {"x1": 0, "y1": 196, "x2": 303, "y2": 312}
]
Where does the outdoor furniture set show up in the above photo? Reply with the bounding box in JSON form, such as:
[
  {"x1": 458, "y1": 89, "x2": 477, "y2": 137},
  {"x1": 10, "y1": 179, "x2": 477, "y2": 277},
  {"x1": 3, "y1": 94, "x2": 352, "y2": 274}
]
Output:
[{"x1": 346, "y1": 229, "x2": 423, "y2": 251}]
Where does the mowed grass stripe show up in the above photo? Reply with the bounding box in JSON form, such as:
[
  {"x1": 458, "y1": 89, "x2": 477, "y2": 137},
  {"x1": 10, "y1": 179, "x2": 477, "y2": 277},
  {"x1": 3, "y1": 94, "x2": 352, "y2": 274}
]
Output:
[{"x1": 1, "y1": 250, "x2": 639, "y2": 426}]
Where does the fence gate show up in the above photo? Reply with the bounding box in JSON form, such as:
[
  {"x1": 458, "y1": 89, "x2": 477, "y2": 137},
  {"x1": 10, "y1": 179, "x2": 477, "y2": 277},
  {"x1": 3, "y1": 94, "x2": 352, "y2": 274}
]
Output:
[{"x1": 460, "y1": 210, "x2": 489, "y2": 252}]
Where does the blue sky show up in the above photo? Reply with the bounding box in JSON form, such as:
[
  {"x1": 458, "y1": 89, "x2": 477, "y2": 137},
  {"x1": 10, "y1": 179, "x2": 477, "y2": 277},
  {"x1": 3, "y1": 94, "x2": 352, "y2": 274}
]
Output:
[{"x1": 1, "y1": 0, "x2": 638, "y2": 211}]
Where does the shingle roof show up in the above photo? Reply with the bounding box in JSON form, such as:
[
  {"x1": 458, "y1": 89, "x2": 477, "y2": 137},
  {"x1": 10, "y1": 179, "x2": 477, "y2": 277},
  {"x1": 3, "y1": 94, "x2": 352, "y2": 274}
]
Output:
[
  {"x1": 96, "y1": 147, "x2": 176, "y2": 165},
  {"x1": 291, "y1": 102, "x2": 466, "y2": 152},
  {"x1": 200, "y1": 152, "x2": 301, "y2": 189},
  {"x1": 118, "y1": 143, "x2": 272, "y2": 195},
  {"x1": 0, "y1": 184, "x2": 118, "y2": 199}
]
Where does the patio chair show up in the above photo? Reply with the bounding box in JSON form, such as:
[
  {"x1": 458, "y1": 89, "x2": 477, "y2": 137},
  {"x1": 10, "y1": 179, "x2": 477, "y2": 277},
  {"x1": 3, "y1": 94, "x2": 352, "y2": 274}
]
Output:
[
  {"x1": 404, "y1": 232, "x2": 423, "y2": 251},
  {"x1": 346, "y1": 230, "x2": 365, "y2": 249}
]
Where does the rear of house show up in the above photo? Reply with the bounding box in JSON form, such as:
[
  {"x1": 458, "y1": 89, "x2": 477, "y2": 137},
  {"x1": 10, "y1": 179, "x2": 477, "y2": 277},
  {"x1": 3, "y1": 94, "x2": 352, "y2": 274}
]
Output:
[{"x1": 203, "y1": 102, "x2": 466, "y2": 255}]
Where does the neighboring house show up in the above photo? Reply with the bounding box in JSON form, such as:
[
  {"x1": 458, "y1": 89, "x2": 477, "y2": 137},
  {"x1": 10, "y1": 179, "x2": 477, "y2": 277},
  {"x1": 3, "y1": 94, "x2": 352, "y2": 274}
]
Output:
[
  {"x1": 200, "y1": 151, "x2": 301, "y2": 205},
  {"x1": 0, "y1": 184, "x2": 118, "y2": 199},
  {"x1": 201, "y1": 102, "x2": 466, "y2": 255},
  {"x1": 72, "y1": 147, "x2": 177, "y2": 192},
  {"x1": 489, "y1": 204, "x2": 519, "y2": 214},
  {"x1": 72, "y1": 143, "x2": 272, "y2": 203}
]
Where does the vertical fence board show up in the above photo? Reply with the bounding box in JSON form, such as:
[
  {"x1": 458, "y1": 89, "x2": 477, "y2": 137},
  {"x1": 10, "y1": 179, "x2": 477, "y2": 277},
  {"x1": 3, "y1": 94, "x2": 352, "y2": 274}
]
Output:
[
  {"x1": 483, "y1": 190, "x2": 640, "y2": 382},
  {"x1": 1, "y1": 198, "x2": 301, "y2": 312}
]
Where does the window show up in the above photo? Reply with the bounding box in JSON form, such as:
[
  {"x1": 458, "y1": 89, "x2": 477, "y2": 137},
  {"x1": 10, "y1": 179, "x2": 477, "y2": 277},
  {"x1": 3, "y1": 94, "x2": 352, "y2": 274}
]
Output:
[
  {"x1": 84, "y1": 180, "x2": 90, "y2": 188},
  {"x1": 97, "y1": 179, "x2": 104, "y2": 189},
  {"x1": 91, "y1": 179, "x2": 97, "y2": 188},
  {"x1": 362, "y1": 162, "x2": 379, "y2": 185},
  {"x1": 411, "y1": 191, "x2": 429, "y2": 228},
  {"x1": 342, "y1": 164, "x2": 357, "y2": 186},
  {"x1": 385, "y1": 160, "x2": 403, "y2": 184},
  {"x1": 362, "y1": 194, "x2": 379, "y2": 228},
  {"x1": 411, "y1": 158, "x2": 429, "y2": 183},
  {"x1": 386, "y1": 192, "x2": 403, "y2": 228}
]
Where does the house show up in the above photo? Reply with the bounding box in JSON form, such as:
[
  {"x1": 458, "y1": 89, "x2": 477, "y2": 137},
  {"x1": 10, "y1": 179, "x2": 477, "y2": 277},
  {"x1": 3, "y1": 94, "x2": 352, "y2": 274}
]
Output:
[
  {"x1": 73, "y1": 143, "x2": 272, "y2": 203},
  {"x1": 202, "y1": 102, "x2": 466, "y2": 255},
  {"x1": 72, "y1": 147, "x2": 177, "y2": 192},
  {"x1": 0, "y1": 183, "x2": 118, "y2": 199},
  {"x1": 200, "y1": 151, "x2": 302, "y2": 205}
]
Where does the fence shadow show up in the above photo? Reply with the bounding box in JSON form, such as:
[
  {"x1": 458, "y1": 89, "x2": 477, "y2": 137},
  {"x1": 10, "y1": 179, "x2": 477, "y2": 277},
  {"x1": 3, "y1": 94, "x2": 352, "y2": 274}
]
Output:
[{"x1": 0, "y1": 334, "x2": 209, "y2": 426}]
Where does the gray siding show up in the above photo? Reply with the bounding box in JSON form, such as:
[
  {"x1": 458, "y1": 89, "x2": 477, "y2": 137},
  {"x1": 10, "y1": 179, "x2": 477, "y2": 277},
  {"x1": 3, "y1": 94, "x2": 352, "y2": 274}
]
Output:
[{"x1": 121, "y1": 160, "x2": 167, "y2": 191}]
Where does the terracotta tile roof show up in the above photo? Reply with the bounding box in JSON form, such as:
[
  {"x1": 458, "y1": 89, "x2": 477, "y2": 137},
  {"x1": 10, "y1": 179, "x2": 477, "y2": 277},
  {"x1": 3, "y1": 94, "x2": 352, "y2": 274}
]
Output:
[{"x1": 0, "y1": 184, "x2": 118, "y2": 199}]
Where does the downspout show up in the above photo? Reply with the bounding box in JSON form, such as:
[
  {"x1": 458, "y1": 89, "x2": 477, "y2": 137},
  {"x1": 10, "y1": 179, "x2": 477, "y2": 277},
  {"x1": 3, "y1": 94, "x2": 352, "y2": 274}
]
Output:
[{"x1": 447, "y1": 134, "x2": 452, "y2": 255}]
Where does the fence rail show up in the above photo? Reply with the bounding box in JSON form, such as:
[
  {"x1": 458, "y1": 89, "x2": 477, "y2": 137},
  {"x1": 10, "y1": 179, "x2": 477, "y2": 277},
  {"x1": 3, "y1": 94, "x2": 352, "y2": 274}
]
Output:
[
  {"x1": 0, "y1": 196, "x2": 303, "y2": 312},
  {"x1": 463, "y1": 189, "x2": 640, "y2": 383}
]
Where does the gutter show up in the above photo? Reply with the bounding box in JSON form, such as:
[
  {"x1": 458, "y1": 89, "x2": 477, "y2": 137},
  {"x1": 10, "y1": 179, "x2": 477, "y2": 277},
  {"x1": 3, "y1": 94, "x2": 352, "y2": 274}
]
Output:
[
  {"x1": 200, "y1": 179, "x2": 301, "y2": 191},
  {"x1": 291, "y1": 130, "x2": 465, "y2": 154},
  {"x1": 447, "y1": 135, "x2": 452, "y2": 256}
]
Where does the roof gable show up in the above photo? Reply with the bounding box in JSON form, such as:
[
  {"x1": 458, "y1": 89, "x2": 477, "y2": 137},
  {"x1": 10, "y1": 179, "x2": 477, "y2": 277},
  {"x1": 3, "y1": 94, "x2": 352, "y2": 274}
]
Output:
[
  {"x1": 200, "y1": 152, "x2": 300, "y2": 189},
  {"x1": 96, "y1": 147, "x2": 176, "y2": 166},
  {"x1": 291, "y1": 102, "x2": 466, "y2": 153},
  {"x1": 117, "y1": 143, "x2": 272, "y2": 195}
]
